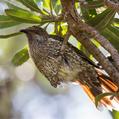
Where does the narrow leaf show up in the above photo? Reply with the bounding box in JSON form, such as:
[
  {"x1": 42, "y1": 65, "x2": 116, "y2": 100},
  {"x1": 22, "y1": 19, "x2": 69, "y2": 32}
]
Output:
[
  {"x1": 95, "y1": 10, "x2": 115, "y2": 31},
  {"x1": 6, "y1": 1, "x2": 26, "y2": 10},
  {"x1": 95, "y1": 92, "x2": 114, "y2": 107},
  {"x1": 52, "y1": 0, "x2": 61, "y2": 14},
  {"x1": 0, "y1": 32, "x2": 22, "y2": 38},
  {"x1": 108, "y1": 25, "x2": 119, "y2": 37},
  {"x1": 80, "y1": 0, "x2": 97, "y2": 21},
  {"x1": 95, "y1": 92, "x2": 119, "y2": 107},
  {"x1": 113, "y1": 18, "x2": 119, "y2": 27},
  {"x1": 101, "y1": 28, "x2": 119, "y2": 51},
  {"x1": 5, "y1": 9, "x2": 41, "y2": 24},
  {"x1": 12, "y1": 46, "x2": 29, "y2": 66},
  {"x1": 16, "y1": 0, "x2": 44, "y2": 14},
  {"x1": 43, "y1": 0, "x2": 50, "y2": 10},
  {"x1": 88, "y1": 8, "x2": 116, "y2": 31},
  {"x1": 0, "y1": 15, "x2": 20, "y2": 29}
]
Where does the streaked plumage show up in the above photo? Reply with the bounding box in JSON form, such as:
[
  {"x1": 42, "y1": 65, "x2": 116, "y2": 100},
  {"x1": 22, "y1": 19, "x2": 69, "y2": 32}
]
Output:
[{"x1": 21, "y1": 26, "x2": 119, "y2": 111}]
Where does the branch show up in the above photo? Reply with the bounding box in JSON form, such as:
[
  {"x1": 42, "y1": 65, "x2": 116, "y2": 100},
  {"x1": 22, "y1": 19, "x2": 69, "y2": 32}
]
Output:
[
  {"x1": 41, "y1": 14, "x2": 64, "y2": 22},
  {"x1": 77, "y1": 0, "x2": 119, "y2": 71},
  {"x1": 78, "y1": 0, "x2": 104, "y2": 9},
  {"x1": 81, "y1": 23, "x2": 119, "y2": 72},
  {"x1": 78, "y1": 0, "x2": 119, "y2": 11},
  {"x1": 103, "y1": 0, "x2": 119, "y2": 11},
  {"x1": 61, "y1": 0, "x2": 119, "y2": 72},
  {"x1": 60, "y1": 0, "x2": 119, "y2": 86}
]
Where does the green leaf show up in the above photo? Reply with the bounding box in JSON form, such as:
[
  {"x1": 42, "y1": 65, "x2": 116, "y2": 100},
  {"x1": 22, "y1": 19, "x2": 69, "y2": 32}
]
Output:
[
  {"x1": 51, "y1": 0, "x2": 61, "y2": 14},
  {"x1": 80, "y1": 0, "x2": 98, "y2": 21},
  {"x1": 95, "y1": 92, "x2": 114, "y2": 107},
  {"x1": 5, "y1": 9, "x2": 41, "y2": 24},
  {"x1": 12, "y1": 46, "x2": 29, "y2": 66},
  {"x1": 81, "y1": 7, "x2": 91, "y2": 21},
  {"x1": 85, "y1": 0, "x2": 97, "y2": 17},
  {"x1": 43, "y1": 0, "x2": 50, "y2": 10},
  {"x1": 88, "y1": 8, "x2": 116, "y2": 31},
  {"x1": 16, "y1": 0, "x2": 43, "y2": 13},
  {"x1": 0, "y1": 32, "x2": 22, "y2": 38},
  {"x1": 0, "y1": 15, "x2": 20, "y2": 29},
  {"x1": 112, "y1": 110, "x2": 119, "y2": 119},
  {"x1": 95, "y1": 92, "x2": 119, "y2": 107},
  {"x1": 114, "y1": 18, "x2": 119, "y2": 27},
  {"x1": 108, "y1": 25, "x2": 119, "y2": 37},
  {"x1": 6, "y1": 1, "x2": 26, "y2": 10},
  {"x1": 101, "y1": 27, "x2": 119, "y2": 51}
]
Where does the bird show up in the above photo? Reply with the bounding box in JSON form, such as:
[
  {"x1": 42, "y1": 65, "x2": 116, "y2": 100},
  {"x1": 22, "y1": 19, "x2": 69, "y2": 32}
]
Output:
[{"x1": 21, "y1": 26, "x2": 119, "y2": 111}]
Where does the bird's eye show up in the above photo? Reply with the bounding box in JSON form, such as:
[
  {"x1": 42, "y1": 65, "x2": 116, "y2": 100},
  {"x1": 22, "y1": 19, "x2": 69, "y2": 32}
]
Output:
[{"x1": 34, "y1": 34, "x2": 44, "y2": 43}]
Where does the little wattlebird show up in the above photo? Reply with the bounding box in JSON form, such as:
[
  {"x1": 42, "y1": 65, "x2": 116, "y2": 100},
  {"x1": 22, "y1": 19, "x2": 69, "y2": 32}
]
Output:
[{"x1": 21, "y1": 26, "x2": 119, "y2": 110}]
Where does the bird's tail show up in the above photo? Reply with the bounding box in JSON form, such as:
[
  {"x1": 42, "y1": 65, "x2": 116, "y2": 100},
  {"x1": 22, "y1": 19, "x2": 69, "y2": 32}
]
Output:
[{"x1": 75, "y1": 69, "x2": 119, "y2": 111}]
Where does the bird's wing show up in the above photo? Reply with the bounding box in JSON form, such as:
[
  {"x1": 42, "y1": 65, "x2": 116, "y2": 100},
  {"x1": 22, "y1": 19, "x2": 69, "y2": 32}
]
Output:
[
  {"x1": 49, "y1": 35, "x2": 119, "y2": 111},
  {"x1": 49, "y1": 35, "x2": 100, "y2": 68}
]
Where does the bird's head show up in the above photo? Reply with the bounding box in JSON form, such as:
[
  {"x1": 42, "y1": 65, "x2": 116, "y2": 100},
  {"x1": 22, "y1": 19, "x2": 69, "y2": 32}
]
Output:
[{"x1": 20, "y1": 26, "x2": 49, "y2": 43}]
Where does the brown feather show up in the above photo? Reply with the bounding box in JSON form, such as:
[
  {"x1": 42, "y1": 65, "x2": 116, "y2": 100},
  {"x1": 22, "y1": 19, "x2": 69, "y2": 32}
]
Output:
[
  {"x1": 75, "y1": 69, "x2": 119, "y2": 110},
  {"x1": 21, "y1": 26, "x2": 119, "y2": 111}
]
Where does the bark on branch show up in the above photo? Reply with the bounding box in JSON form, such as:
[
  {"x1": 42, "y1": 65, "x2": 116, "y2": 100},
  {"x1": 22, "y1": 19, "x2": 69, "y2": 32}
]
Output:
[
  {"x1": 60, "y1": 0, "x2": 119, "y2": 87},
  {"x1": 103, "y1": 0, "x2": 119, "y2": 11},
  {"x1": 78, "y1": 0, "x2": 119, "y2": 11}
]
